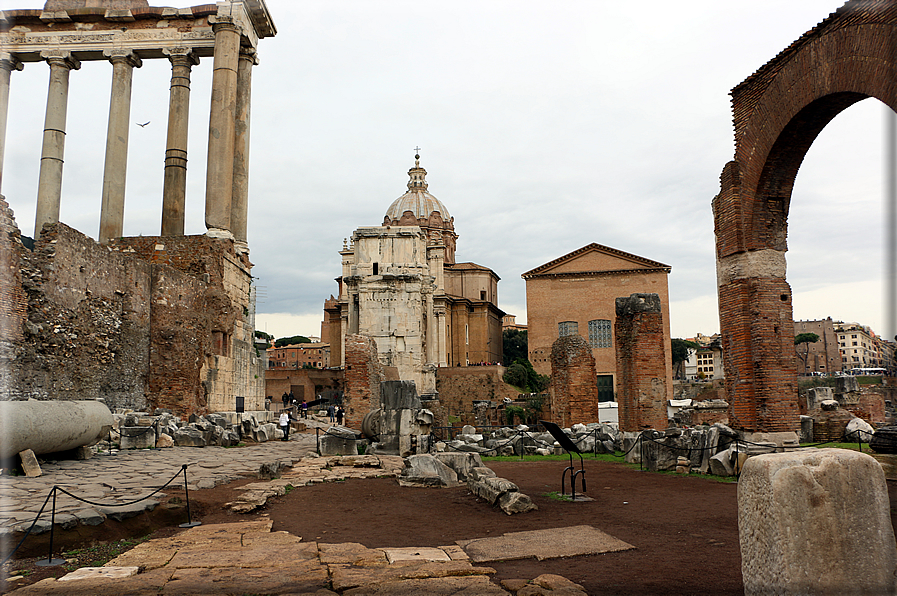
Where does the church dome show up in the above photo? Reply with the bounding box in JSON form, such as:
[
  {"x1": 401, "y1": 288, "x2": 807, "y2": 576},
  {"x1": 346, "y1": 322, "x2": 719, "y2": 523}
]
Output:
[{"x1": 384, "y1": 154, "x2": 451, "y2": 221}]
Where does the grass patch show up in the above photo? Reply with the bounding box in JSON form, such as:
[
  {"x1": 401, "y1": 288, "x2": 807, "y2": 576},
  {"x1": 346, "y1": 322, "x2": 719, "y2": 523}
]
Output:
[
  {"x1": 62, "y1": 535, "x2": 151, "y2": 571},
  {"x1": 543, "y1": 491, "x2": 573, "y2": 502},
  {"x1": 802, "y1": 442, "x2": 868, "y2": 451}
]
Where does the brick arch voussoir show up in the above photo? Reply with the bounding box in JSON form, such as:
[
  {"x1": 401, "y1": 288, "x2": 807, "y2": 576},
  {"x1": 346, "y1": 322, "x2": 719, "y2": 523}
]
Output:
[{"x1": 731, "y1": 22, "x2": 897, "y2": 253}]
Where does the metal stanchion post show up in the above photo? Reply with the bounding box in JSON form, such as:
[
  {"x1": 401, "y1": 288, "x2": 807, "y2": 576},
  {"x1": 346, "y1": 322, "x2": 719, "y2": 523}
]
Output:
[
  {"x1": 36, "y1": 487, "x2": 64, "y2": 567},
  {"x1": 179, "y1": 464, "x2": 201, "y2": 529}
]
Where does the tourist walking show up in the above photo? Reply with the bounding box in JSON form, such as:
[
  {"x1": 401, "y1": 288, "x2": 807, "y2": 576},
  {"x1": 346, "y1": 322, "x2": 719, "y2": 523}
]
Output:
[
  {"x1": 327, "y1": 404, "x2": 335, "y2": 423},
  {"x1": 336, "y1": 406, "x2": 344, "y2": 426},
  {"x1": 281, "y1": 392, "x2": 289, "y2": 409},
  {"x1": 301, "y1": 400, "x2": 308, "y2": 419},
  {"x1": 279, "y1": 410, "x2": 292, "y2": 441}
]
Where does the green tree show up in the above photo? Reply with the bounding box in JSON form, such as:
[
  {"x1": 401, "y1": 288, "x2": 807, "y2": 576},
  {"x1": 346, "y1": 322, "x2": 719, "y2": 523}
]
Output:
[
  {"x1": 275, "y1": 335, "x2": 311, "y2": 347},
  {"x1": 254, "y1": 330, "x2": 273, "y2": 342},
  {"x1": 794, "y1": 332, "x2": 820, "y2": 372},
  {"x1": 502, "y1": 358, "x2": 549, "y2": 393},
  {"x1": 671, "y1": 338, "x2": 699, "y2": 379},
  {"x1": 502, "y1": 329, "x2": 528, "y2": 365}
]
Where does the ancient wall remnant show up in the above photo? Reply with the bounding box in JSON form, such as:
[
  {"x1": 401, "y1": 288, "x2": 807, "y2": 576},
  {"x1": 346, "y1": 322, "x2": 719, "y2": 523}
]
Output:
[
  {"x1": 549, "y1": 335, "x2": 599, "y2": 427},
  {"x1": 435, "y1": 365, "x2": 517, "y2": 426},
  {"x1": 343, "y1": 334, "x2": 384, "y2": 429},
  {"x1": 615, "y1": 293, "x2": 669, "y2": 432},
  {"x1": 713, "y1": 0, "x2": 897, "y2": 433}
]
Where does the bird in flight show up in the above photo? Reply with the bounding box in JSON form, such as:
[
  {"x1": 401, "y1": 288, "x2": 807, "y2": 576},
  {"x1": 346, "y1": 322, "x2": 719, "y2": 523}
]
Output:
[{"x1": 136, "y1": 121, "x2": 150, "y2": 127}]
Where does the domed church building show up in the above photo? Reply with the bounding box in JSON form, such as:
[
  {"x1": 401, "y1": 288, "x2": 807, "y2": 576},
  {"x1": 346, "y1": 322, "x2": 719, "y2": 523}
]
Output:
[{"x1": 324, "y1": 154, "x2": 504, "y2": 398}]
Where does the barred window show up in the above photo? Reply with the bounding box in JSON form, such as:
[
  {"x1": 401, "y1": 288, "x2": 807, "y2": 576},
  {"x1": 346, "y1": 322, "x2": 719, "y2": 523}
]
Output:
[
  {"x1": 558, "y1": 321, "x2": 579, "y2": 337},
  {"x1": 588, "y1": 319, "x2": 612, "y2": 348}
]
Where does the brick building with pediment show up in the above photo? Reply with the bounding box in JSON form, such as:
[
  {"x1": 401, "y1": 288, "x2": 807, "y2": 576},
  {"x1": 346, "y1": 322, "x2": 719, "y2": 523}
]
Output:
[{"x1": 523, "y1": 243, "x2": 673, "y2": 402}]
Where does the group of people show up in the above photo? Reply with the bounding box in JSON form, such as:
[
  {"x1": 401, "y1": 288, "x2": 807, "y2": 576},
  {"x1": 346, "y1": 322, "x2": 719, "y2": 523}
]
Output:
[{"x1": 278, "y1": 397, "x2": 345, "y2": 442}]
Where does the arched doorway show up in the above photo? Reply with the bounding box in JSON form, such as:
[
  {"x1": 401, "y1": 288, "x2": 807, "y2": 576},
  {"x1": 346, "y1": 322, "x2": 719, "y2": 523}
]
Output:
[{"x1": 713, "y1": 0, "x2": 897, "y2": 432}]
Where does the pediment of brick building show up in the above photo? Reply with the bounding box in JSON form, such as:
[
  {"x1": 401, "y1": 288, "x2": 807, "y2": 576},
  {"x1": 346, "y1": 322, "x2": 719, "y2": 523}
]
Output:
[{"x1": 523, "y1": 243, "x2": 669, "y2": 278}]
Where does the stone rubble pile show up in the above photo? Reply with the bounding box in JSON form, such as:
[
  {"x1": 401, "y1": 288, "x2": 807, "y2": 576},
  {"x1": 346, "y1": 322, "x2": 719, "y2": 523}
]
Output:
[
  {"x1": 439, "y1": 423, "x2": 621, "y2": 457},
  {"x1": 109, "y1": 410, "x2": 282, "y2": 450}
]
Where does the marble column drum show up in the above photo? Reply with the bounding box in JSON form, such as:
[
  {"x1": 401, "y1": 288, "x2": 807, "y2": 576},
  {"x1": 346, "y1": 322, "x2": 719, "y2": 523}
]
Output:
[
  {"x1": 99, "y1": 50, "x2": 142, "y2": 244},
  {"x1": 34, "y1": 50, "x2": 79, "y2": 237},
  {"x1": 204, "y1": 16, "x2": 241, "y2": 237},
  {"x1": 0, "y1": 55, "x2": 23, "y2": 193},
  {"x1": 161, "y1": 48, "x2": 199, "y2": 237},
  {"x1": 231, "y1": 46, "x2": 257, "y2": 252}
]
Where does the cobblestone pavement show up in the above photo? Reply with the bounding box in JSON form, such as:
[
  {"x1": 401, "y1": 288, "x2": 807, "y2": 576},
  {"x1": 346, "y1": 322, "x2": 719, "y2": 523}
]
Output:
[{"x1": 0, "y1": 430, "x2": 322, "y2": 538}]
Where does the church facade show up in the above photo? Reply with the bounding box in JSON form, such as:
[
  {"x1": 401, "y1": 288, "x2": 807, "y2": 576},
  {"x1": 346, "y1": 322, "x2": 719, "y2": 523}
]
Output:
[{"x1": 324, "y1": 155, "x2": 503, "y2": 397}]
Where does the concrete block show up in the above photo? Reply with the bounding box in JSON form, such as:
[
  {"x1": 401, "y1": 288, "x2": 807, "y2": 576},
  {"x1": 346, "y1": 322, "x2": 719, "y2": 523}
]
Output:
[{"x1": 739, "y1": 449, "x2": 897, "y2": 596}]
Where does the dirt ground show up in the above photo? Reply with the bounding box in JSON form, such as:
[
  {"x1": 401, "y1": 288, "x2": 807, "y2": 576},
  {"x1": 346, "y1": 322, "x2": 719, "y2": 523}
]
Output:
[{"x1": 6, "y1": 457, "x2": 897, "y2": 596}]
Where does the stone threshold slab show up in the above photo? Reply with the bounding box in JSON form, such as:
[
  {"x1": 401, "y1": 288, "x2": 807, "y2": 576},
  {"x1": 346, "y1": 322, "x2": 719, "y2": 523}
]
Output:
[{"x1": 457, "y1": 524, "x2": 635, "y2": 562}]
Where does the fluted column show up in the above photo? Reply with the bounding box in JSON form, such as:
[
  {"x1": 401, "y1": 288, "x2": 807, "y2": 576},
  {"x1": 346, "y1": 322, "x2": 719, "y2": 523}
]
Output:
[
  {"x1": 161, "y1": 48, "x2": 198, "y2": 236},
  {"x1": 35, "y1": 51, "x2": 80, "y2": 237},
  {"x1": 0, "y1": 54, "x2": 23, "y2": 194},
  {"x1": 98, "y1": 50, "x2": 142, "y2": 244},
  {"x1": 231, "y1": 46, "x2": 257, "y2": 253},
  {"x1": 204, "y1": 16, "x2": 241, "y2": 238}
]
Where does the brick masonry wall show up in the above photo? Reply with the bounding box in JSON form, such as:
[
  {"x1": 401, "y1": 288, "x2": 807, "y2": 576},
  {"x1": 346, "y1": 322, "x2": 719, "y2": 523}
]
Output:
[
  {"x1": 435, "y1": 365, "x2": 518, "y2": 426},
  {"x1": 343, "y1": 334, "x2": 383, "y2": 429},
  {"x1": 713, "y1": 5, "x2": 897, "y2": 432},
  {"x1": 615, "y1": 294, "x2": 668, "y2": 432},
  {"x1": 0, "y1": 196, "x2": 26, "y2": 399},
  {"x1": 549, "y1": 335, "x2": 599, "y2": 428},
  {"x1": 8, "y1": 223, "x2": 152, "y2": 409}
]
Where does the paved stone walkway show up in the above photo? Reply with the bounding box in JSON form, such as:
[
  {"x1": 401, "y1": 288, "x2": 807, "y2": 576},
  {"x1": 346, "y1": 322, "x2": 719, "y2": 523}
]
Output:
[
  {"x1": 0, "y1": 430, "x2": 321, "y2": 538},
  {"x1": 4, "y1": 520, "x2": 589, "y2": 595}
]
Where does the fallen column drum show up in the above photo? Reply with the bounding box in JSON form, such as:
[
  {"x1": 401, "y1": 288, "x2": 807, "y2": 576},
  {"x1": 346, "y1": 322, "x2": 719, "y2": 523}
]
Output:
[{"x1": 0, "y1": 400, "x2": 113, "y2": 459}]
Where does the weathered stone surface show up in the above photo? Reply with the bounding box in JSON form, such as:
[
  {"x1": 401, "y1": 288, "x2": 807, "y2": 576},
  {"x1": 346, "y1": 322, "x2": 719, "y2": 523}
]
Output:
[
  {"x1": 844, "y1": 417, "x2": 874, "y2": 443},
  {"x1": 97, "y1": 499, "x2": 158, "y2": 522},
  {"x1": 468, "y1": 466, "x2": 496, "y2": 481},
  {"x1": 320, "y1": 433, "x2": 358, "y2": 456},
  {"x1": 498, "y1": 491, "x2": 538, "y2": 515},
  {"x1": 72, "y1": 508, "x2": 105, "y2": 526},
  {"x1": 258, "y1": 461, "x2": 287, "y2": 480},
  {"x1": 19, "y1": 449, "x2": 42, "y2": 477},
  {"x1": 341, "y1": 574, "x2": 508, "y2": 596},
  {"x1": 173, "y1": 427, "x2": 205, "y2": 447},
  {"x1": 709, "y1": 448, "x2": 734, "y2": 477},
  {"x1": 155, "y1": 433, "x2": 174, "y2": 448},
  {"x1": 434, "y1": 452, "x2": 484, "y2": 481},
  {"x1": 467, "y1": 476, "x2": 518, "y2": 505},
  {"x1": 119, "y1": 426, "x2": 155, "y2": 449},
  {"x1": 398, "y1": 454, "x2": 459, "y2": 487},
  {"x1": 739, "y1": 449, "x2": 897, "y2": 596}
]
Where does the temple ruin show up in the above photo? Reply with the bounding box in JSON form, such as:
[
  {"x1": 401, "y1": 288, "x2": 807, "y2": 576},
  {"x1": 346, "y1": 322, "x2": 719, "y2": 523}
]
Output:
[{"x1": 0, "y1": 1, "x2": 276, "y2": 415}]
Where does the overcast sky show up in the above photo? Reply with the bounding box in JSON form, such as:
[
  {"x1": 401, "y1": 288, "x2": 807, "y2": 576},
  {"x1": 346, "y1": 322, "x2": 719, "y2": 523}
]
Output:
[{"x1": 3, "y1": 0, "x2": 892, "y2": 341}]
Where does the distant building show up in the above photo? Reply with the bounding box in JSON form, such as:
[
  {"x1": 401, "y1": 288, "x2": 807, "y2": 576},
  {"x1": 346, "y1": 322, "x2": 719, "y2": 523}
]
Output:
[
  {"x1": 267, "y1": 343, "x2": 329, "y2": 369},
  {"x1": 502, "y1": 314, "x2": 527, "y2": 332},
  {"x1": 793, "y1": 318, "x2": 842, "y2": 376},
  {"x1": 325, "y1": 154, "x2": 504, "y2": 397},
  {"x1": 683, "y1": 337, "x2": 724, "y2": 381},
  {"x1": 523, "y1": 243, "x2": 672, "y2": 400},
  {"x1": 835, "y1": 322, "x2": 878, "y2": 370}
]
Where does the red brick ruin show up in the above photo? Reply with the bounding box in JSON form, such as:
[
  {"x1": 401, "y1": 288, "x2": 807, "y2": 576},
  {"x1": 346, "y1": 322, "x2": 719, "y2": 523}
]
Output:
[
  {"x1": 714, "y1": 0, "x2": 897, "y2": 432},
  {"x1": 549, "y1": 335, "x2": 600, "y2": 428},
  {"x1": 615, "y1": 293, "x2": 669, "y2": 432}
]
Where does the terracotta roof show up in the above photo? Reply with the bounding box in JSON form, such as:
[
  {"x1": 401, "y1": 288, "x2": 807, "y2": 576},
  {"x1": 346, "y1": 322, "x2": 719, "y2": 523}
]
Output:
[{"x1": 521, "y1": 243, "x2": 670, "y2": 279}]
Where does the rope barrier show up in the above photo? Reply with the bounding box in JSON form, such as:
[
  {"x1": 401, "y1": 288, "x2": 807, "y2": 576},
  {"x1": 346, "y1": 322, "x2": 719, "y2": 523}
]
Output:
[{"x1": 1, "y1": 463, "x2": 198, "y2": 567}]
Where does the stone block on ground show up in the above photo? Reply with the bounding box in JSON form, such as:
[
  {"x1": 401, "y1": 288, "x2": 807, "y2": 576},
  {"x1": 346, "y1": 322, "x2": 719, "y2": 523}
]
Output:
[
  {"x1": 258, "y1": 461, "x2": 288, "y2": 479},
  {"x1": 173, "y1": 427, "x2": 206, "y2": 447},
  {"x1": 845, "y1": 417, "x2": 874, "y2": 443},
  {"x1": 434, "y1": 452, "x2": 484, "y2": 481},
  {"x1": 120, "y1": 426, "x2": 156, "y2": 449},
  {"x1": 155, "y1": 433, "x2": 174, "y2": 448},
  {"x1": 498, "y1": 491, "x2": 538, "y2": 515},
  {"x1": 19, "y1": 449, "x2": 42, "y2": 477},
  {"x1": 738, "y1": 448, "x2": 897, "y2": 596},
  {"x1": 398, "y1": 454, "x2": 460, "y2": 487},
  {"x1": 320, "y1": 433, "x2": 358, "y2": 456},
  {"x1": 468, "y1": 476, "x2": 518, "y2": 505}
]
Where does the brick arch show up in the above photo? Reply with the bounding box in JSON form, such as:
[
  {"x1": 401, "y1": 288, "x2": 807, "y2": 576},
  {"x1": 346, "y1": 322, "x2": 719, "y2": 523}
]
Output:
[{"x1": 713, "y1": 1, "x2": 897, "y2": 432}]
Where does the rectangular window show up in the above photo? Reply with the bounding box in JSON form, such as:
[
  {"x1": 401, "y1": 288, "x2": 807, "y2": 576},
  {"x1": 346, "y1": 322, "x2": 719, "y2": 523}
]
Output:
[
  {"x1": 588, "y1": 320, "x2": 612, "y2": 348},
  {"x1": 559, "y1": 321, "x2": 579, "y2": 337}
]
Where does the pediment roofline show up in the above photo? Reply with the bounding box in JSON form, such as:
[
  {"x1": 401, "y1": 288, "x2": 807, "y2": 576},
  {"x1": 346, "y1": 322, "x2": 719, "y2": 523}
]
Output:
[{"x1": 521, "y1": 243, "x2": 670, "y2": 279}]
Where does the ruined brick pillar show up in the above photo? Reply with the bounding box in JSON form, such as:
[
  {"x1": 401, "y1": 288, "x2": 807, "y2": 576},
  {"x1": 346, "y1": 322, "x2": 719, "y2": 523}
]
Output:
[
  {"x1": 343, "y1": 334, "x2": 383, "y2": 429},
  {"x1": 549, "y1": 335, "x2": 599, "y2": 427},
  {"x1": 615, "y1": 293, "x2": 669, "y2": 431}
]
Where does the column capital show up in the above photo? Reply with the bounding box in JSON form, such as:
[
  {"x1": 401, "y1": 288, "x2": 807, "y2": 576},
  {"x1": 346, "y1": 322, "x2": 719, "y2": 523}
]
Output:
[
  {"x1": 162, "y1": 47, "x2": 200, "y2": 67},
  {"x1": 103, "y1": 49, "x2": 142, "y2": 69},
  {"x1": 209, "y1": 14, "x2": 240, "y2": 33},
  {"x1": 238, "y1": 46, "x2": 259, "y2": 66},
  {"x1": 39, "y1": 50, "x2": 80, "y2": 71},
  {"x1": 0, "y1": 53, "x2": 23, "y2": 73}
]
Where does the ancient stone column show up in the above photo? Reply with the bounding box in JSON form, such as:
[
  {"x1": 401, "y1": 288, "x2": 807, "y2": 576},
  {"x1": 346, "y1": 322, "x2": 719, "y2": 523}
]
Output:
[
  {"x1": 34, "y1": 51, "x2": 79, "y2": 237},
  {"x1": 161, "y1": 48, "x2": 198, "y2": 237},
  {"x1": 204, "y1": 16, "x2": 241, "y2": 238},
  {"x1": 0, "y1": 54, "x2": 23, "y2": 194},
  {"x1": 98, "y1": 50, "x2": 142, "y2": 244},
  {"x1": 231, "y1": 47, "x2": 257, "y2": 253}
]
